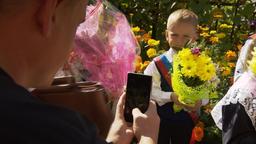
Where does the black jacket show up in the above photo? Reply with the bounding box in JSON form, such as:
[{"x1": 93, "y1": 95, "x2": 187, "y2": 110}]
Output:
[{"x1": 0, "y1": 68, "x2": 107, "y2": 144}]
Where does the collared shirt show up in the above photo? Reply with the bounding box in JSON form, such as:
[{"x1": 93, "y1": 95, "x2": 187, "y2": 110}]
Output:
[
  {"x1": 144, "y1": 48, "x2": 176, "y2": 106},
  {"x1": 144, "y1": 48, "x2": 208, "y2": 106}
]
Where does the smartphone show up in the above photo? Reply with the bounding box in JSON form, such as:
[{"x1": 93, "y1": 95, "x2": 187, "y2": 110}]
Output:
[{"x1": 124, "y1": 73, "x2": 152, "y2": 122}]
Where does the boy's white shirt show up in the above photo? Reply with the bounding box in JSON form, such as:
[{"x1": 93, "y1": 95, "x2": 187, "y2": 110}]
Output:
[{"x1": 144, "y1": 48, "x2": 209, "y2": 106}]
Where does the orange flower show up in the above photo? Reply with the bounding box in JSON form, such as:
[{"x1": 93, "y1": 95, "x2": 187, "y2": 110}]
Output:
[
  {"x1": 135, "y1": 63, "x2": 141, "y2": 72},
  {"x1": 134, "y1": 55, "x2": 142, "y2": 72},
  {"x1": 222, "y1": 67, "x2": 231, "y2": 76},
  {"x1": 230, "y1": 77, "x2": 234, "y2": 85},
  {"x1": 225, "y1": 50, "x2": 237, "y2": 61},
  {"x1": 237, "y1": 44, "x2": 243, "y2": 51},
  {"x1": 240, "y1": 34, "x2": 249, "y2": 40},
  {"x1": 135, "y1": 55, "x2": 142, "y2": 63},
  {"x1": 192, "y1": 126, "x2": 204, "y2": 142},
  {"x1": 196, "y1": 121, "x2": 205, "y2": 128},
  {"x1": 135, "y1": 35, "x2": 142, "y2": 42},
  {"x1": 140, "y1": 61, "x2": 150, "y2": 71},
  {"x1": 142, "y1": 33, "x2": 151, "y2": 41},
  {"x1": 228, "y1": 62, "x2": 235, "y2": 68}
]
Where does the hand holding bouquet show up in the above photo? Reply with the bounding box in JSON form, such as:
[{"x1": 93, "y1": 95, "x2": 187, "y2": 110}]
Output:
[{"x1": 172, "y1": 47, "x2": 218, "y2": 112}]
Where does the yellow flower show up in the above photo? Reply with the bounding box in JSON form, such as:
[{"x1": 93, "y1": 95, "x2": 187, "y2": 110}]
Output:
[
  {"x1": 181, "y1": 61, "x2": 197, "y2": 77},
  {"x1": 147, "y1": 39, "x2": 160, "y2": 46},
  {"x1": 121, "y1": 3, "x2": 128, "y2": 8},
  {"x1": 199, "y1": 26, "x2": 209, "y2": 31},
  {"x1": 200, "y1": 32, "x2": 210, "y2": 38},
  {"x1": 212, "y1": 8, "x2": 224, "y2": 20},
  {"x1": 210, "y1": 30, "x2": 217, "y2": 35},
  {"x1": 132, "y1": 26, "x2": 140, "y2": 33},
  {"x1": 180, "y1": 55, "x2": 195, "y2": 64},
  {"x1": 209, "y1": 36, "x2": 219, "y2": 44},
  {"x1": 146, "y1": 48, "x2": 157, "y2": 58},
  {"x1": 219, "y1": 24, "x2": 233, "y2": 29},
  {"x1": 197, "y1": 55, "x2": 212, "y2": 67},
  {"x1": 178, "y1": 48, "x2": 191, "y2": 58},
  {"x1": 213, "y1": 14, "x2": 224, "y2": 19},
  {"x1": 198, "y1": 64, "x2": 216, "y2": 81},
  {"x1": 215, "y1": 33, "x2": 226, "y2": 39}
]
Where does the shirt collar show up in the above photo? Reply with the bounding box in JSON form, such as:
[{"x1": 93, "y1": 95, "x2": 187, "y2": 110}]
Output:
[{"x1": 165, "y1": 48, "x2": 177, "y2": 60}]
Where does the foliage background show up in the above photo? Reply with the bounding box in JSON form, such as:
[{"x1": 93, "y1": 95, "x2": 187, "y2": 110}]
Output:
[{"x1": 108, "y1": 0, "x2": 256, "y2": 143}]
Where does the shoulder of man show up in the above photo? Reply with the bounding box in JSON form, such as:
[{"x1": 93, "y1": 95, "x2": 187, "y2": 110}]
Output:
[{"x1": 0, "y1": 75, "x2": 106, "y2": 143}]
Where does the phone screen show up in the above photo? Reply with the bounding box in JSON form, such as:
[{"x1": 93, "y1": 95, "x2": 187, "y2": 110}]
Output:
[{"x1": 124, "y1": 73, "x2": 152, "y2": 122}]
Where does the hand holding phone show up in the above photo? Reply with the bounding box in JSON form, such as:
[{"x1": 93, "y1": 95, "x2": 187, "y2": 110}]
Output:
[{"x1": 124, "y1": 73, "x2": 152, "y2": 122}]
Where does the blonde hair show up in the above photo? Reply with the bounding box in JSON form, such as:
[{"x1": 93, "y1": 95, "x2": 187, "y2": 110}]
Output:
[{"x1": 167, "y1": 9, "x2": 198, "y2": 30}]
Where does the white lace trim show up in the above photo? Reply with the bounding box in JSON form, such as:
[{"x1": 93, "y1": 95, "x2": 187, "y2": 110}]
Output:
[{"x1": 211, "y1": 86, "x2": 256, "y2": 130}]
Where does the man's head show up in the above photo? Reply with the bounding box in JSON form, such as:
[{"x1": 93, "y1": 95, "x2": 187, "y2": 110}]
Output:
[
  {"x1": 165, "y1": 9, "x2": 198, "y2": 51},
  {"x1": 0, "y1": 0, "x2": 88, "y2": 88}
]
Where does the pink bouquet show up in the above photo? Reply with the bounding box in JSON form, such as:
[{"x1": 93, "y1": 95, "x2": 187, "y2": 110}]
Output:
[{"x1": 73, "y1": 0, "x2": 139, "y2": 98}]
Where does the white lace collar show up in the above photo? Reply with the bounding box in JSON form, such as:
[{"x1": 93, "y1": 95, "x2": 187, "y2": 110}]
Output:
[{"x1": 211, "y1": 71, "x2": 256, "y2": 130}]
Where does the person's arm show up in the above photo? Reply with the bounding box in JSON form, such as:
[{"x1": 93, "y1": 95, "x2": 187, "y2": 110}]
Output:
[
  {"x1": 222, "y1": 103, "x2": 256, "y2": 144},
  {"x1": 132, "y1": 101, "x2": 160, "y2": 144},
  {"x1": 144, "y1": 62, "x2": 172, "y2": 105},
  {"x1": 106, "y1": 93, "x2": 134, "y2": 144}
]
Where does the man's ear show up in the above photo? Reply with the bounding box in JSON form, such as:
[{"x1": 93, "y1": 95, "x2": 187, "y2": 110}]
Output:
[{"x1": 36, "y1": 0, "x2": 60, "y2": 37}]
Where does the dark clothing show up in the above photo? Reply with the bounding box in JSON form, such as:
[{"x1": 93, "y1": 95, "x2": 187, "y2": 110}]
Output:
[
  {"x1": 154, "y1": 56, "x2": 194, "y2": 144},
  {"x1": 0, "y1": 68, "x2": 107, "y2": 144},
  {"x1": 222, "y1": 103, "x2": 256, "y2": 144},
  {"x1": 157, "y1": 102, "x2": 194, "y2": 144}
]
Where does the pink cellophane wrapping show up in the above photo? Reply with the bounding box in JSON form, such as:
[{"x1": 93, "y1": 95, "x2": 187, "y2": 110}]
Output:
[{"x1": 74, "y1": 1, "x2": 139, "y2": 98}]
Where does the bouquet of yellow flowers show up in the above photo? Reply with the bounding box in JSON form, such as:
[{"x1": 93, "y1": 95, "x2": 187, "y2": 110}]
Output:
[{"x1": 172, "y1": 47, "x2": 218, "y2": 112}]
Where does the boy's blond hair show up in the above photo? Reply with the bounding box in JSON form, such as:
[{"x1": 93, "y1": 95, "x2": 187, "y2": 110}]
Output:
[{"x1": 167, "y1": 9, "x2": 198, "y2": 30}]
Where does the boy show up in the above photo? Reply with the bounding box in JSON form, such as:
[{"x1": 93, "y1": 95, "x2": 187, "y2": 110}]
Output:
[
  {"x1": 144, "y1": 9, "x2": 207, "y2": 144},
  {"x1": 0, "y1": 0, "x2": 159, "y2": 143}
]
